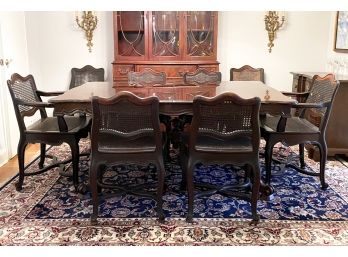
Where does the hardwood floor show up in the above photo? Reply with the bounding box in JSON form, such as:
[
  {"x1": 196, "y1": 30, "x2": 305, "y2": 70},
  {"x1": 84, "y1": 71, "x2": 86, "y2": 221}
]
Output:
[{"x1": 0, "y1": 144, "x2": 40, "y2": 188}]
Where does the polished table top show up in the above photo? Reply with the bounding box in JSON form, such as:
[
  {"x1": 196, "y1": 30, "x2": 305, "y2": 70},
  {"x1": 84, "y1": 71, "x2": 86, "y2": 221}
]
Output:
[
  {"x1": 50, "y1": 81, "x2": 296, "y2": 105},
  {"x1": 50, "y1": 81, "x2": 296, "y2": 117}
]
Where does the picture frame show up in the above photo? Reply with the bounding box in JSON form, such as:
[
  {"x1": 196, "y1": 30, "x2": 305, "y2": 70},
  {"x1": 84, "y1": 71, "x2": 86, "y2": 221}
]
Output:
[{"x1": 334, "y1": 11, "x2": 348, "y2": 52}]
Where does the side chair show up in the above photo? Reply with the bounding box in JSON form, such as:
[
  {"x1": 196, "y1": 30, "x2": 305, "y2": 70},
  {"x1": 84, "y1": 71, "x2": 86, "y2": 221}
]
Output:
[
  {"x1": 183, "y1": 92, "x2": 262, "y2": 224},
  {"x1": 7, "y1": 73, "x2": 91, "y2": 191},
  {"x1": 69, "y1": 65, "x2": 105, "y2": 89},
  {"x1": 261, "y1": 74, "x2": 339, "y2": 189},
  {"x1": 89, "y1": 92, "x2": 166, "y2": 224},
  {"x1": 183, "y1": 68, "x2": 222, "y2": 86},
  {"x1": 128, "y1": 68, "x2": 166, "y2": 87},
  {"x1": 178, "y1": 69, "x2": 222, "y2": 151},
  {"x1": 128, "y1": 68, "x2": 170, "y2": 159},
  {"x1": 230, "y1": 65, "x2": 265, "y2": 83}
]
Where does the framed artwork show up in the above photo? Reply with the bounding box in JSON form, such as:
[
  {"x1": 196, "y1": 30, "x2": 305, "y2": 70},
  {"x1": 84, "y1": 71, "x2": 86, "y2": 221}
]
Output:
[{"x1": 334, "y1": 11, "x2": 348, "y2": 52}]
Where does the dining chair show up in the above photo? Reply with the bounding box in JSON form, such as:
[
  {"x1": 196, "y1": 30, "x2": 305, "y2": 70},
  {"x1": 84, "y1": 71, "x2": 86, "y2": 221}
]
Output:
[
  {"x1": 183, "y1": 68, "x2": 221, "y2": 85},
  {"x1": 183, "y1": 92, "x2": 262, "y2": 224},
  {"x1": 127, "y1": 68, "x2": 170, "y2": 158},
  {"x1": 89, "y1": 92, "x2": 166, "y2": 224},
  {"x1": 178, "y1": 69, "x2": 222, "y2": 152},
  {"x1": 69, "y1": 65, "x2": 105, "y2": 89},
  {"x1": 230, "y1": 65, "x2": 265, "y2": 83},
  {"x1": 128, "y1": 68, "x2": 166, "y2": 87},
  {"x1": 7, "y1": 73, "x2": 91, "y2": 191},
  {"x1": 261, "y1": 74, "x2": 339, "y2": 189}
]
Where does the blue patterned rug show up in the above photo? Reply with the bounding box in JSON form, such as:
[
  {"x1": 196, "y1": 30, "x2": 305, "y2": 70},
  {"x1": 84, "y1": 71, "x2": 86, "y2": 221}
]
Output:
[{"x1": 24, "y1": 140, "x2": 348, "y2": 222}]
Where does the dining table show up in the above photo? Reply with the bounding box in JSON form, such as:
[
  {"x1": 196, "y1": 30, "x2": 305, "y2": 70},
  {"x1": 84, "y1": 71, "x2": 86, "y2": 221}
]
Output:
[
  {"x1": 49, "y1": 80, "x2": 297, "y2": 198},
  {"x1": 50, "y1": 80, "x2": 296, "y2": 118}
]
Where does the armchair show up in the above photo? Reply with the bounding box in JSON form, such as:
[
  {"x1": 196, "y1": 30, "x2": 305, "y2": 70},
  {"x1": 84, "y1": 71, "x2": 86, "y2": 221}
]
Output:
[
  {"x1": 261, "y1": 74, "x2": 339, "y2": 189},
  {"x1": 7, "y1": 73, "x2": 91, "y2": 191}
]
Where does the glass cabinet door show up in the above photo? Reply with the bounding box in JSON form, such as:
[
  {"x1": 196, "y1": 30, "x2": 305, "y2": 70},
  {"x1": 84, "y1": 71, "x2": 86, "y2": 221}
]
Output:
[
  {"x1": 114, "y1": 11, "x2": 148, "y2": 60},
  {"x1": 186, "y1": 11, "x2": 217, "y2": 59},
  {"x1": 149, "y1": 11, "x2": 181, "y2": 60}
]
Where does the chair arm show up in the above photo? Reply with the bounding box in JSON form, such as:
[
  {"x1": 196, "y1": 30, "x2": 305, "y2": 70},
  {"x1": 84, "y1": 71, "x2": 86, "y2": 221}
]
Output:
[
  {"x1": 281, "y1": 91, "x2": 310, "y2": 98},
  {"x1": 281, "y1": 91, "x2": 309, "y2": 96},
  {"x1": 292, "y1": 102, "x2": 330, "y2": 109},
  {"x1": 17, "y1": 99, "x2": 54, "y2": 108},
  {"x1": 36, "y1": 90, "x2": 64, "y2": 96},
  {"x1": 274, "y1": 102, "x2": 330, "y2": 132}
]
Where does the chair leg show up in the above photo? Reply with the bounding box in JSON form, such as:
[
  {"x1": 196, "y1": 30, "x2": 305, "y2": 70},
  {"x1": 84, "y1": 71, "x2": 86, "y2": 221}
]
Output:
[
  {"x1": 68, "y1": 140, "x2": 80, "y2": 191},
  {"x1": 186, "y1": 160, "x2": 195, "y2": 223},
  {"x1": 250, "y1": 163, "x2": 260, "y2": 225},
  {"x1": 244, "y1": 164, "x2": 251, "y2": 184},
  {"x1": 264, "y1": 140, "x2": 275, "y2": 185},
  {"x1": 38, "y1": 143, "x2": 46, "y2": 169},
  {"x1": 179, "y1": 143, "x2": 188, "y2": 191},
  {"x1": 97, "y1": 165, "x2": 104, "y2": 194},
  {"x1": 156, "y1": 159, "x2": 166, "y2": 222},
  {"x1": 90, "y1": 161, "x2": 100, "y2": 225},
  {"x1": 15, "y1": 139, "x2": 27, "y2": 191},
  {"x1": 299, "y1": 143, "x2": 305, "y2": 168},
  {"x1": 318, "y1": 141, "x2": 328, "y2": 190},
  {"x1": 162, "y1": 131, "x2": 171, "y2": 162}
]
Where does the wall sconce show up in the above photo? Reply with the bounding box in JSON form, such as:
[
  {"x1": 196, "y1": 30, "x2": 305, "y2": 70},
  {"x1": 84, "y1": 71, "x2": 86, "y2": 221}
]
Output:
[
  {"x1": 264, "y1": 11, "x2": 285, "y2": 53},
  {"x1": 75, "y1": 11, "x2": 98, "y2": 52}
]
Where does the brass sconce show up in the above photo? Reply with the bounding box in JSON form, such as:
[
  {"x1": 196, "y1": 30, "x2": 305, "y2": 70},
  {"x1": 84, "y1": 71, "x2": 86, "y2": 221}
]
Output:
[
  {"x1": 264, "y1": 11, "x2": 285, "y2": 53},
  {"x1": 75, "y1": 11, "x2": 98, "y2": 52}
]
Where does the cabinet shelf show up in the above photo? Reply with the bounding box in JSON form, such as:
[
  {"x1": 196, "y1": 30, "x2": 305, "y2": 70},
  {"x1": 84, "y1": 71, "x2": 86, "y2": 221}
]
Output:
[
  {"x1": 117, "y1": 29, "x2": 145, "y2": 32},
  {"x1": 113, "y1": 11, "x2": 219, "y2": 86}
]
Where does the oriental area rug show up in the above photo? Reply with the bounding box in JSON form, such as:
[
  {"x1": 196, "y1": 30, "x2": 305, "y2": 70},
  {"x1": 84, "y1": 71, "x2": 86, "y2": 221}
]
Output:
[{"x1": 0, "y1": 139, "x2": 348, "y2": 245}]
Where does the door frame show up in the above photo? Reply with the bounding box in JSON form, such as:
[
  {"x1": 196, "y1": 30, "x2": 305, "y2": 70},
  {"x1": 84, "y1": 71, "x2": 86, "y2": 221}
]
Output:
[{"x1": 0, "y1": 22, "x2": 11, "y2": 166}]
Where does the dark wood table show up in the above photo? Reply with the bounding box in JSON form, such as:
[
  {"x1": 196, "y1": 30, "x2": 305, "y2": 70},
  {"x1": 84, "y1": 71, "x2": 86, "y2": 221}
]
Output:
[
  {"x1": 50, "y1": 81, "x2": 296, "y2": 117},
  {"x1": 49, "y1": 81, "x2": 296, "y2": 198}
]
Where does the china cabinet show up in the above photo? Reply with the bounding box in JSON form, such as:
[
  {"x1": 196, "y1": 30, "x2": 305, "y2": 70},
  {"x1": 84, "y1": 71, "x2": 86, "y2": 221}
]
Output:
[{"x1": 112, "y1": 11, "x2": 219, "y2": 86}]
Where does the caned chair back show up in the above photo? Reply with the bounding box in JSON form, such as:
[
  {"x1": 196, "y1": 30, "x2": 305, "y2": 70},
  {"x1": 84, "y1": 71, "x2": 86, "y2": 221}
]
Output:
[
  {"x1": 189, "y1": 92, "x2": 261, "y2": 154},
  {"x1": 91, "y1": 91, "x2": 162, "y2": 156},
  {"x1": 302, "y1": 74, "x2": 339, "y2": 130},
  {"x1": 7, "y1": 73, "x2": 47, "y2": 131},
  {"x1": 184, "y1": 69, "x2": 221, "y2": 85},
  {"x1": 230, "y1": 65, "x2": 264, "y2": 82},
  {"x1": 128, "y1": 68, "x2": 166, "y2": 87},
  {"x1": 70, "y1": 65, "x2": 104, "y2": 89}
]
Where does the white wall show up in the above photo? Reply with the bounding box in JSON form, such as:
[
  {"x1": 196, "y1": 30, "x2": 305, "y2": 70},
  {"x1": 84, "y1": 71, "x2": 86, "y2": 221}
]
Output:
[
  {"x1": 25, "y1": 11, "x2": 114, "y2": 92},
  {"x1": 218, "y1": 11, "x2": 332, "y2": 91},
  {"x1": 24, "y1": 11, "x2": 334, "y2": 93},
  {"x1": 0, "y1": 12, "x2": 30, "y2": 158}
]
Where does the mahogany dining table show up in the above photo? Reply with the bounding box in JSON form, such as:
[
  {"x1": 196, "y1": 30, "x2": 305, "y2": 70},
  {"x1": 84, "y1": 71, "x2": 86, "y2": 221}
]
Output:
[
  {"x1": 49, "y1": 80, "x2": 297, "y2": 198},
  {"x1": 50, "y1": 80, "x2": 296, "y2": 119}
]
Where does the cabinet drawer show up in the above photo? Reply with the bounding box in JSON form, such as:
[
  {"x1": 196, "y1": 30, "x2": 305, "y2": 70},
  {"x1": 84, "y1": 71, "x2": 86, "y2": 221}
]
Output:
[
  {"x1": 115, "y1": 86, "x2": 149, "y2": 98},
  {"x1": 148, "y1": 87, "x2": 181, "y2": 100},
  {"x1": 197, "y1": 64, "x2": 219, "y2": 72},
  {"x1": 182, "y1": 86, "x2": 216, "y2": 100},
  {"x1": 113, "y1": 65, "x2": 135, "y2": 80},
  {"x1": 137, "y1": 65, "x2": 197, "y2": 78}
]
